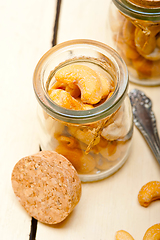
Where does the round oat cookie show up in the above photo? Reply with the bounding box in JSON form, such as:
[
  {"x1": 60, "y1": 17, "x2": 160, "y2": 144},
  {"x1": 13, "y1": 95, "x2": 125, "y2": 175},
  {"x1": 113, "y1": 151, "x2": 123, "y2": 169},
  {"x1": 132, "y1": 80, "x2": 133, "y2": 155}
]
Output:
[{"x1": 11, "y1": 150, "x2": 81, "y2": 224}]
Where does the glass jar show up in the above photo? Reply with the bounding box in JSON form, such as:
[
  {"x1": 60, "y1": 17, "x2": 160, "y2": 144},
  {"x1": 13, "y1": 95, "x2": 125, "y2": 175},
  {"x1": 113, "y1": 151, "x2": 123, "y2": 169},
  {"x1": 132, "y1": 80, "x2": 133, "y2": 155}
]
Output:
[
  {"x1": 33, "y1": 39, "x2": 133, "y2": 182},
  {"x1": 109, "y1": 0, "x2": 160, "y2": 86}
]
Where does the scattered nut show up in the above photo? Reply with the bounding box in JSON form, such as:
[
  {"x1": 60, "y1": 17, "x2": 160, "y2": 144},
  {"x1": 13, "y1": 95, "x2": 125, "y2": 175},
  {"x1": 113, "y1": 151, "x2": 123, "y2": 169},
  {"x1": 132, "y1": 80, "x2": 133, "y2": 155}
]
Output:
[
  {"x1": 143, "y1": 223, "x2": 160, "y2": 240},
  {"x1": 138, "y1": 181, "x2": 160, "y2": 207},
  {"x1": 115, "y1": 230, "x2": 134, "y2": 240}
]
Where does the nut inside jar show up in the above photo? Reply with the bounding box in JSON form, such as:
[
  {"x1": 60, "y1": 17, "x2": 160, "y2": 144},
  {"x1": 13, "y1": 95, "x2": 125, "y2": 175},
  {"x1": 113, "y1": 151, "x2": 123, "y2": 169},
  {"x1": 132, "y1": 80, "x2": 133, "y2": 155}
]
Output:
[
  {"x1": 40, "y1": 59, "x2": 132, "y2": 178},
  {"x1": 109, "y1": 3, "x2": 160, "y2": 84}
]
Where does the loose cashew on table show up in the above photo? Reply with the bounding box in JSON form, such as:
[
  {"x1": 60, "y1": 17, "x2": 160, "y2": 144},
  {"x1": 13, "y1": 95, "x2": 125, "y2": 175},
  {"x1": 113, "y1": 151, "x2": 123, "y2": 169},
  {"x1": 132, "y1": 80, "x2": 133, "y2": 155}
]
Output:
[
  {"x1": 143, "y1": 223, "x2": 160, "y2": 240},
  {"x1": 138, "y1": 181, "x2": 160, "y2": 207},
  {"x1": 115, "y1": 181, "x2": 160, "y2": 239},
  {"x1": 115, "y1": 230, "x2": 135, "y2": 240},
  {"x1": 116, "y1": 224, "x2": 160, "y2": 240}
]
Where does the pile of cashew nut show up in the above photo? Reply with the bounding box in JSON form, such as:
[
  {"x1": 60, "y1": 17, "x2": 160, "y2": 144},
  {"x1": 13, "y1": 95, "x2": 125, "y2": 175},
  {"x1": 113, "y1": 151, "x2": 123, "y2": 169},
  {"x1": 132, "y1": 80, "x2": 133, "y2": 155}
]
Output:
[
  {"x1": 115, "y1": 181, "x2": 160, "y2": 239},
  {"x1": 110, "y1": 10, "x2": 160, "y2": 81},
  {"x1": 42, "y1": 63, "x2": 132, "y2": 174},
  {"x1": 49, "y1": 64, "x2": 114, "y2": 108}
]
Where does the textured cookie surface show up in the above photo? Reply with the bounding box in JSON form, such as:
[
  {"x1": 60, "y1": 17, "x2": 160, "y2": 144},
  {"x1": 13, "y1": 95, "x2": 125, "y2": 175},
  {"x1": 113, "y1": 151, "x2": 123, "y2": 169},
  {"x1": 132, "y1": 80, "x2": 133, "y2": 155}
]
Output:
[{"x1": 11, "y1": 150, "x2": 81, "y2": 224}]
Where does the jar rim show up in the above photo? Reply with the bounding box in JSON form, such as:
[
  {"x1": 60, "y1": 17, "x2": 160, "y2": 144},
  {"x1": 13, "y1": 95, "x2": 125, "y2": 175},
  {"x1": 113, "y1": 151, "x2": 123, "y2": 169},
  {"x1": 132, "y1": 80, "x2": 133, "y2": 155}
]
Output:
[
  {"x1": 33, "y1": 39, "x2": 128, "y2": 124},
  {"x1": 112, "y1": 0, "x2": 160, "y2": 20}
]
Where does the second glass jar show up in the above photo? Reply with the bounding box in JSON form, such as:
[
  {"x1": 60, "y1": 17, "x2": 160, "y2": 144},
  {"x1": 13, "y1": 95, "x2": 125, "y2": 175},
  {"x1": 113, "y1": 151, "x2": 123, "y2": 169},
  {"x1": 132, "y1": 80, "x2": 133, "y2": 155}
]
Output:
[{"x1": 109, "y1": 0, "x2": 160, "y2": 86}]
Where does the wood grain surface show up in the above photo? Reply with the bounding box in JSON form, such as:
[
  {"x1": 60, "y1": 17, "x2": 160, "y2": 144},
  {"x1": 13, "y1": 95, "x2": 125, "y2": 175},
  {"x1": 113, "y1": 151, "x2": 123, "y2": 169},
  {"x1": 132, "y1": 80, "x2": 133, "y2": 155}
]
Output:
[{"x1": 0, "y1": 0, "x2": 160, "y2": 239}]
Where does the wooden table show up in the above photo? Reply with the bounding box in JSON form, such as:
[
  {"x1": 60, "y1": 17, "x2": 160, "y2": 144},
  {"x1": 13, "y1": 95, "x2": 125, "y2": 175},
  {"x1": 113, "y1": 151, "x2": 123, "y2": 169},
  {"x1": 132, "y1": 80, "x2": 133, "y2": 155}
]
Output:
[{"x1": 0, "y1": 1, "x2": 160, "y2": 239}]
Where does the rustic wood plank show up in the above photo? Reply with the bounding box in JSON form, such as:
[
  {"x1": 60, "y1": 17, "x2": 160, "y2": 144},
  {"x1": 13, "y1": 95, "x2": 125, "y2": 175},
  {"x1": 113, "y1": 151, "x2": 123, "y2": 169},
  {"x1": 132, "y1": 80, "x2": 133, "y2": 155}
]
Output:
[
  {"x1": 0, "y1": 1, "x2": 56, "y2": 239},
  {"x1": 57, "y1": 0, "x2": 113, "y2": 46}
]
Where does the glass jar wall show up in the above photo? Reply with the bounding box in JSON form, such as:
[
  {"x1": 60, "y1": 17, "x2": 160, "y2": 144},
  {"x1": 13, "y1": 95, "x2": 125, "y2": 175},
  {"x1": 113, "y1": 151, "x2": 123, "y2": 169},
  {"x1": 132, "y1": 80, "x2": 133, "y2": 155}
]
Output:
[
  {"x1": 109, "y1": 0, "x2": 160, "y2": 86},
  {"x1": 33, "y1": 39, "x2": 133, "y2": 182}
]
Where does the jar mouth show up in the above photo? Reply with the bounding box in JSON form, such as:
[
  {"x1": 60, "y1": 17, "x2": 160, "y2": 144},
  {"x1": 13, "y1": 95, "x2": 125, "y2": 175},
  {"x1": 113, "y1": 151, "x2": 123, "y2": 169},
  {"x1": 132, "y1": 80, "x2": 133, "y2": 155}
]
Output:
[
  {"x1": 33, "y1": 39, "x2": 128, "y2": 124},
  {"x1": 113, "y1": 0, "x2": 160, "y2": 20}
]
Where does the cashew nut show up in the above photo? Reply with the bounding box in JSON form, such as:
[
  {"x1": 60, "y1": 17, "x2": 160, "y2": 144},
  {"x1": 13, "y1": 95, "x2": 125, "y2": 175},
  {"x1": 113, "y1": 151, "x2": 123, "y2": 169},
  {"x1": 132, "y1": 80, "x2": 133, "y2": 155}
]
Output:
[
  {"x1": 123, "y1": 19, "x2": 136, "y2": 48},
  {"x1": 122, "y1": 42, "x2": 140, "y2": 60},
  {"x1": 49, "y1": 89, "x2": 93, "y2": 110},
  {"x1": 134, "y1": 24, "x2": 160, "y2": 61},
  {"x1": 96, "y1": 71, "x2": 114, "y2": 99},
  {"x1": 76, "y1": 98, "x2": 94, "y2": 110},
  {"x1": 143, "y1": 223, "x2": 160, "y2": 240},
  {"x1": 99, "y1": 141, "x2": 128, "y2": 162},
  {"x1": 48, "y1": 80, "x2": 81, "y2": 98},
  {"x1": 49, "y1": 89, "x2": 83, "y2": 110},
  {"x1": 135, "y1": 28, "x2": 157, "y2": 56},
  {"x1": 48, "y1": 81, "x2": 67, "y2": 93},
  {"x1": 68, "y1": 125, "x2": 100, "y2": 147},
  {"x1": 56, "y1": 135, "x2": 79, "y2": 148},
  {"x1": 132, "y1": 56, "x2": 152, "y2": 77},
  {"x1": 55, "y1": 64, "x2": 103, "y2": 104},
  {"x1": 115, "y1": 230, "x2": 134, "y2": 240},
  {"x1": 56, "y1": 143, "x2": 96, "y2": 174},
  {"x1": 101, "y1": 104, "x2": 129, "y2": 141},
  {"x1": 65, "y1": 84, "x2": 81, "y2": 98},
  {"x1": 138, "y1": 181, "x2": 160, "y2": 207}
]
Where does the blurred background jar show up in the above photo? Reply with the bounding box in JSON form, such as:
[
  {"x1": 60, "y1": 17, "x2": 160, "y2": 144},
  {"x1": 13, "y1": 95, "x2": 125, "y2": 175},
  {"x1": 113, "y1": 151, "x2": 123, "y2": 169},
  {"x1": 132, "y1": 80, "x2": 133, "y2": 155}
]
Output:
[
  {"x1": 33, "y1": 39, "x2": 133, "y2": 182},
  {"x1": 109, "y1": 0, "x2": 160, "y2": 86}
]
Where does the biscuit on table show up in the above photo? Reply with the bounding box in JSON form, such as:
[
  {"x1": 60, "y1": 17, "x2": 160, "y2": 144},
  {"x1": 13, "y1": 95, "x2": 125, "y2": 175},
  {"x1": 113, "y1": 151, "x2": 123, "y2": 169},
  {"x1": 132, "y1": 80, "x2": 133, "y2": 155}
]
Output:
[{"x1": 11, "y1": 150, "x2": 81, "y2": 224}]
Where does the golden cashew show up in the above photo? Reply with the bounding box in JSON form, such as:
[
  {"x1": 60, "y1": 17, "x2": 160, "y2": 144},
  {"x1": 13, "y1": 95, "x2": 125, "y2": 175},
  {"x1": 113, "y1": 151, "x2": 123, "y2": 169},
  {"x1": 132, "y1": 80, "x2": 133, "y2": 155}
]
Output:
[
  {"x1": 55, "y1": 143, "x2": 96, "y2": 174},
  {"x1": 76, "y1": 98, "x2": 94, "y2": 110},
  {"x1": 99, "y1": 141, "x2": 128, "y2": 162},
  {"x1": 116, "y1": 32, "x2": 140, "y2": 60},
  {"x1": 138, "y1": 181, "x2": 160, "y2": 207},
  {"x1": 115, "y1": 230, "x2": 134, "y2": 240},
  {"x1": 49, "y1": 89, "x2": 83, "y2": 110},
  {"x1": 48, "y1": 80, "x2": 81, "y2": 98},
  {"x1": 123, "y1": 19, "x2": 136, "y2": 48},
  {"x1": 122, "y1": 42, "x2": 140, "y2": 60},
  {"x1": 132, "y1": 56, "x2": 153, "y2": 77},
  {"x1": 55, "y1": 143, "x2": 83, "y2": 171},
  {"x1": 96, "y1": 71, "x2": 114, "y2": 99},
  {"x1": 135, "y1": 28, "x2": 157, "y2": 56},
  {"x1": 49, "y1": 89, "x2": 94, "y2": 110},
  {"x1": 147, "y1": 24, "x2": 160, "y2": 37},
  {"x1": 101, "y1": 105, "x2": 128, "y2": 141},
  {"x1": 54, "y1": 64, "x2": 103, "y2": 104},
  {"x1": 143, "y1": 223, "x2": 160, "y2": 240},
  {"x1": 99, "y1": 140, "x2": 118, "y2": 161},
  {"x1": 68, "y1": 125, "x2": 100, "y2": 147},
  {"x1": 48, "y1": 81, "x2": 67, "y2": 93},
  {"x1": 57, "y1": 135, "x2": 79, "y2": 148},
  {"x1": 143, "y1": 46, "x2": 160, "y2": 61},
  {"x1": 65, "y1": 84, "x2": 81, "y2": 98},
  {"x1": 134, "y1": 23, "x2": 160, "y2": 60},
  {"x1": 77, "y1": 153, "x2": 96, "y2": 174}
]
